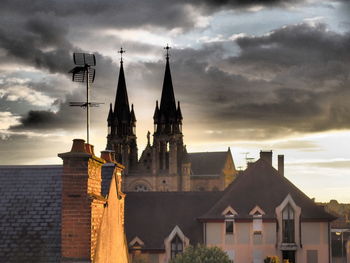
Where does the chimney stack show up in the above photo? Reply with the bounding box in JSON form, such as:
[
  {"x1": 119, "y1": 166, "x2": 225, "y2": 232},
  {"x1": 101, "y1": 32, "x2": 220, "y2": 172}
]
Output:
[
  {"x1": 278, "y1": 154, "x2": 284, "y2": 176},
  {"x1": 58, "y1": 139, "x2": 106, "y2": 262},
  {"x1": 260, "y1": 150, "x2": 272, "y2": 165}
]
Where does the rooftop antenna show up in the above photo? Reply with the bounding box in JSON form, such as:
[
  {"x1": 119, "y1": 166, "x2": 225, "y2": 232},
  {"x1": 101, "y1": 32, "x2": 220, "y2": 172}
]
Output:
[{"x1": 69, "y1": 53, "x2": 103, "y2": 144}]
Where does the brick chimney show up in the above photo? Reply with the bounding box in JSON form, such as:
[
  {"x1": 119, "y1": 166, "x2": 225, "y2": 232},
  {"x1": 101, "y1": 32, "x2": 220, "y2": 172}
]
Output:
[
  {"x1": 260, "y1": 150, "x2": 272, "y2": 165},
  {"x1": 58, "y1": 139, "x2": 106, "y2": 262},
  {"x1": 278, "y1": 154, "x2": 284, "y2": 176}
]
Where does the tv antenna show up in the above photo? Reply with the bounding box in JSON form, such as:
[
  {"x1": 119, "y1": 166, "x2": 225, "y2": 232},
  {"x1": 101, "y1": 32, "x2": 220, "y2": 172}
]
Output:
[{"x1": 69, "y1": 53, "x2": 103, "y2": 144}]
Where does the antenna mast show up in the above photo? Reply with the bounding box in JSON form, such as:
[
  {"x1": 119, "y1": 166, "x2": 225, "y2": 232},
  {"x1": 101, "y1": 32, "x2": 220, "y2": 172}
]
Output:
[{"x1": 69, "y1": 53, "x2": 102, "y2": 144}]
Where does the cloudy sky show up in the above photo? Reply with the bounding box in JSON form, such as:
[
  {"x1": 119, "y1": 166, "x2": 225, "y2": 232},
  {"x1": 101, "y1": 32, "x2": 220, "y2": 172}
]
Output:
[{"x1": 0, "y1": 0, "x2": 349, "y2": 202}]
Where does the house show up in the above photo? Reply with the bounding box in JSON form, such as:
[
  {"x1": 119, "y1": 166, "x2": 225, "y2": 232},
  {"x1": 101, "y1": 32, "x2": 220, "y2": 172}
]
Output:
[
  {"x1": 124, "y1": 151, "x2": 335, "y2": 263},
  {"x1": 0, "y1": 139, "x2": 129, "y2": 263}
]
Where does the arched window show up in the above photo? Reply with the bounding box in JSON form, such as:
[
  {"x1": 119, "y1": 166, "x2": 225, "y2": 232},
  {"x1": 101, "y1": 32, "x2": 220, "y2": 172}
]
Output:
[
  {"x1": 282, "y1": 204, "x2": 294, "y2": 243},
  {"x1": 171, "y1": 235, "x2": 183, "y2": 259}
]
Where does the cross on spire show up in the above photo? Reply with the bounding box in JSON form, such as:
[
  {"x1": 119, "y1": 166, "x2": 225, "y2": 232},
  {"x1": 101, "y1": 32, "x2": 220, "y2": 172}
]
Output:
[
  {"x1": 164, "y1": 44, "x2": 171, "y2": 59},
  {"x1": 118, "y1": 47, "x2": 126, "y2": 63}
]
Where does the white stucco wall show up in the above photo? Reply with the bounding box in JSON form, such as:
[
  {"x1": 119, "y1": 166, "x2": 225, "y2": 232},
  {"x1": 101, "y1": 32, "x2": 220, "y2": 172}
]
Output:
[{"x1": 298, "y1": 222, "x2": 330, "y2": 263}]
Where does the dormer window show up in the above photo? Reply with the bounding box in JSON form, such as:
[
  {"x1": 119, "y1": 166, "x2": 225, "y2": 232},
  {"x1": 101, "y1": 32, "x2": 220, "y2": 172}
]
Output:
[
  {"x1": 171, "y1": 235, "x2": 183, "y2": 259},
  {"x1": 222, "y1": 207, "x2": 237, "y2": 235},
  {"x1": 282, "y1": 204, "x2": 295, "y2": 243}
]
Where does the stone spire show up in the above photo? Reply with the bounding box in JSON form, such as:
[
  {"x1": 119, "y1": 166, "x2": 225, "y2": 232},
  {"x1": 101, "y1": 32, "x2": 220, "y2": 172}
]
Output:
[
  {"x1": 159, "y1": 50, "x2": 177, "y2": 123},
  {"x1": 106, "y1": 48, "x2": 138, "y2": 173},
  {"x1": 113, "y1": 60, "x2": 131, "y2": 129}
]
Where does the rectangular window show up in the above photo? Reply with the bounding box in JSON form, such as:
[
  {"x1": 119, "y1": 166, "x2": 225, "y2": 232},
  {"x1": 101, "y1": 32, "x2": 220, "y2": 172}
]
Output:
[
  {"x1": 253, "y1": 216, "x2": 262, "y2": 233},
  {"x1": 226, "y1": 221, "x2": 234, "y2": 234}
]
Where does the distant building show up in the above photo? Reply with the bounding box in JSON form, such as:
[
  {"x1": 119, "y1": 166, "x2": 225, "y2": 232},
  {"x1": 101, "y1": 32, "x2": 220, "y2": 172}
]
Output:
[
  {"x1": 323, "y1": 200, "x2": 350, "y2": 263},
  {"x1": 106, "y1": 50, "x2": 237, "y2": 192},
  {"x1": 125, "y1": 151, "x2": 335, "y2": 263}
]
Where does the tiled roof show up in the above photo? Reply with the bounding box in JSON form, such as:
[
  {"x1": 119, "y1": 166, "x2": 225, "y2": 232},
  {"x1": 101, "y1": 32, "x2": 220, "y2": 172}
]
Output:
[
  {"x1": 0, "y1": 165, "x2": 62, "y2": 263},
  {"x1": 188, "y1": 151, "x2": 228, "y2": 175},
  {"x1": 201, "y1": 159, "x2": 335, "y2": 221},
  {"x1": 125, "y1": 191, "x2": 222, "y2": 250}
]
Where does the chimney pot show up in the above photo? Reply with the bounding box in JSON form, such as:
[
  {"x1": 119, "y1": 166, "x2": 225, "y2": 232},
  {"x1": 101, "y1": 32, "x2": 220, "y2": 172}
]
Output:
[
  {"x1": 278, "y1": 154, "x2": 284, "y2": 176},
  {"x1": 101, "y1": 150, "x2": 115, "y2": 163},
  {"x1": 260, "y1": 150, "x2": 272, "y2": 165},
  {"x1": 85, "y1": 144, "x2": 95, "y2": 155},
  {"x1": 70, "y1": 139, "x2": 86, "y2": 153}
]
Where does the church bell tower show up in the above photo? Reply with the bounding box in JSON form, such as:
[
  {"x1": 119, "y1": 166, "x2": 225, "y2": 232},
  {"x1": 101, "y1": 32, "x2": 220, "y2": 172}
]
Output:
[
  {"x1": 106, "y1": 48, "x2": 138, "y2": 174},
  {"x1": 152, "y1": 45, "x2": 184, "y2": 177}
]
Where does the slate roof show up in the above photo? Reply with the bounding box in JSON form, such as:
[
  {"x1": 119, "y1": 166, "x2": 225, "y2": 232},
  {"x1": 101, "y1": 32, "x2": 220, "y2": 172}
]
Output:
[
  {"x1": 201, "y1": 159, "x2": 335, "y2": 221},
  {"x1": 125, "y1": 191, "x2": 222, "y2": 250},
  {"x1": 188, "y1": 151, "x2": 228, "y2": 175},
  {"x1": 0, "y1": 165, "x2": 62, "y2": 263}
]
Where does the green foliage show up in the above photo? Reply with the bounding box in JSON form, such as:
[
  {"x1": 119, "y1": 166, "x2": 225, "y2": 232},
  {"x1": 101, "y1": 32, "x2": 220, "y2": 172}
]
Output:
[
  {"x1": 169, "y1": 244, "x2": 232, "y2": 263},
  {"x1": 264, "y1": 256, "x2": 280, "y2": 263}
]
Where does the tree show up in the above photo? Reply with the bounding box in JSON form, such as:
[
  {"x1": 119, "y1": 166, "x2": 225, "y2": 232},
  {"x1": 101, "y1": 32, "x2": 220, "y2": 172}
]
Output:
[{"x1": 169, "y1": 245, "x2": 232, "y2": 263}]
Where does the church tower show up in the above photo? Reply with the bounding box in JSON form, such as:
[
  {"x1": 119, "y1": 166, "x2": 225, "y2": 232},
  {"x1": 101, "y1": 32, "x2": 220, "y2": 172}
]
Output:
[
  {"x1": 106, "y1": 48, "x2": 138, "y2": 174},
  {"x1": 152, "y1": 45, "x2": 184, "y2": 180}
]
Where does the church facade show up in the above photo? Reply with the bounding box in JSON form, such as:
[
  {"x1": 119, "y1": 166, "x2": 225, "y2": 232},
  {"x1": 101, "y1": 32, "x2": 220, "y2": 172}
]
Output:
[{"x1": 106, "y1": 50, "x2": 237, "y2": 192}]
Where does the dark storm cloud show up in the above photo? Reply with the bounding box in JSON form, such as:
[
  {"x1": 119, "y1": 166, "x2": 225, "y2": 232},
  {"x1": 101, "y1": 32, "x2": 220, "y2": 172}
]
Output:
[
  {"x1": 152, "y1": 23, "x2": 350, "y2": 140},
  {"x1": 10, "y1": 103, "x2": 85, "y2": 131},
  {"x1": 11, "y1": 111, "x2": 66, "y2": 130},
  {"x1": 6, "y1": 20, "x2": 350, "y2": 142},
  {"x1": 0, "y1": 14, "x2": 72, "y2": 74}
]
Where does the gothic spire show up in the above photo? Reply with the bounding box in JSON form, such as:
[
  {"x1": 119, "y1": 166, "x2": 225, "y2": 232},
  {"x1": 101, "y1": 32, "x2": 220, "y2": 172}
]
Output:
[
  {"x1": 153, "y1": 100, "x2": 159, "y2": 122},
  {"x1": 159, "y1": 45, "x2": 176, "y2": 121},
  {"x1": 107, "y1": 103, "x2": 113, "y2": 124},
  {"x1": 130, "y1": 104, "x2": 136, "y2": 123},
  {"x1": 177, "y1": 101, "x2": 183, "y2": 121},
  {"x1": 114, "y1": 56, "x2": 130, "y2": 122}
]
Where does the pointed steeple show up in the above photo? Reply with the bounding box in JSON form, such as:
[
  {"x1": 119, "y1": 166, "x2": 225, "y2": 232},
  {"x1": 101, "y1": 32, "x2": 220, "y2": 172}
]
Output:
[
  {"x1": 130, "y1": 104, "x2": 136, "y2": 123},
  {"x1": 106, "y1": 48, "x2": 138, "y2": 173},
  {"x1": 114, "y1": 58, "x2": 130, "y2": 122},
  {"x1": 107, "y1": 103, "x2": 113, "y2": 124},
  {"x1": 153, "y1": 100, "x2": 159, "y2": 122},
  {"x1": 176, "y1": 101, "x2": 182, "y2": 121},
  {"x1": 159, "y1": 46, "x2": 177, "y2": 121}
]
